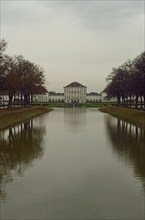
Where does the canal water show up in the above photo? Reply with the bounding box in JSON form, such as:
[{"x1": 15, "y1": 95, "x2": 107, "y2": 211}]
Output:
[{"x1": 0, "y1": 108, "x2": 145, "y2": 219}]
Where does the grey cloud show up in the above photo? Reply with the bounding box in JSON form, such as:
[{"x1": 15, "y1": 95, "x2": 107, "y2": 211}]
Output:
[
  {"x1": 2, "y1": 1, "x2": 143, "y2": 30},
  {"x1": 1, "y1": 0, "x2": 144, "y2": 92},
  {"x1": 38, "y1": 1, "x2": 144, "y2": 30},
  {"x1": 1, "y1": 1, "x2": 54, "y2": 26}
]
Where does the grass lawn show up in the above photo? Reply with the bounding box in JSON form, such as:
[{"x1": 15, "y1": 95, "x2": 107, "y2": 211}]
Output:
[
  {"x1": 0, "y1": 106, "x2": 52, "y2": 131},
  {"x1": 99, "y1": 106, "x2": 145, "y2": 129}
]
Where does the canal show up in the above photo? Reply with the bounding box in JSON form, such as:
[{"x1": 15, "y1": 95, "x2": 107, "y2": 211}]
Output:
[{"x1": 0, "y1": 108, "x2": 145, "y2": 219}]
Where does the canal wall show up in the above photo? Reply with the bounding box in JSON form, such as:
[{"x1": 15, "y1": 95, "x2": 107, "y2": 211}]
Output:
[
  {"x1": 46, "y1": 102, "x2": 108, "y2": 108},
  {"x1": 0, "y1": 106, "x2": 52, "y2": 131},
  {"x1": 99, "y1": 106, "x2": 145, "y2": 129}
]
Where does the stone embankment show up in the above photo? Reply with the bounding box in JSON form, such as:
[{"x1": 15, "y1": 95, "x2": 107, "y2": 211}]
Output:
[
  {"x1": 0, "y1": 106, "x2": 52, "y2": 131},
  {"x1": 99, "y1": 106, "x2": 145, "y2": 129}
]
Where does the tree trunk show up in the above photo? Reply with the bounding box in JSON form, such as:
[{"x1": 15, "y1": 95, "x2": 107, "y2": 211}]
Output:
[
  {"x1": 20, "y1": 93, "x2": 23, "y2": 107},
  {"x1": 8, "y1": 94, "x2": 13, "y2": 108},
  {"x1": 135, "y1": 94, "x2": 138, "y2": 109},
  {"x1": 129, "y1": 94, "x2": 131, "y2": 108},
  {"x1": 14, "y1": 94, "x2": 16, "y2": 108},
  {"x1": 140, "y1": 95, "x2": 143, "y2": 109},
  {"x1": 24, "y1": 94, "x2": 30, "y2": 106},
  {"x1": 31, "y1": 93, "x2": 33, "y2": 105},
  {"x1": 117, "y1": 95, "x2": 120, "y2": 105},
  {"x1": 24, "y1": 94, "x2": 27, "y2": 106}
]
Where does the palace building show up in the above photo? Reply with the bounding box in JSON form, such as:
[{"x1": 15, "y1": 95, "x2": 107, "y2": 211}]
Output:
[
  {"x1": 32, "y1": 81, "x2": 117, "y2": 103},
  {"x1": 64, "y1": 82, "x2": 87, "y2": 103}
]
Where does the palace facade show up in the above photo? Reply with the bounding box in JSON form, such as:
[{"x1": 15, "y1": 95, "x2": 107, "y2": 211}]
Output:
[
  {"x1": 64, "y1": 82, "x2": 87, "y2": 103},
  {"x1": 32, "y1": 81, "x2": 115, "y2": 103}
]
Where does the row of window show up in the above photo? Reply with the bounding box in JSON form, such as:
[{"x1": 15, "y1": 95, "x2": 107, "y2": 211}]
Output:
[
  {"x1": 65, "y1": 97, "x2": 86, "y2": 99},
  {"x1": 64, "y1": 89, "x2": 86, "y2": 92},
  {"x1": 65, "y1": 93, "x2": 86, "y2": 95}
]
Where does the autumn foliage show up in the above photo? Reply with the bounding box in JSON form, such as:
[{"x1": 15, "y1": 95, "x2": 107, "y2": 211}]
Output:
[
  {"x1": 105, "y1": 52, "x2": 145, "y2": 108},
  {"x1": 0, "y1": 39, "x2": 47, "y2": 107}
]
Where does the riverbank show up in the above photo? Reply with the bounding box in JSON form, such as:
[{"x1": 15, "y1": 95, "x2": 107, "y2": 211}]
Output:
[
  {"x1": 99, "y1": 106, "x2": 145, "y2": 129},
  {"x1": 0, "y1": 106, "x2": 52, "y2": 131}
]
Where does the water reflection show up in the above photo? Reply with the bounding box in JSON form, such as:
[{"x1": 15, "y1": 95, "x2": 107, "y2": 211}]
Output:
[
  {"x1": 64, "y1": 108, "x2": 86, "y2": 133},
  {"x1": 105, "y1": 115, "x2": 145, "y2": 189},
  {"x1": 0, "y1": 120, "x2": 46, "y2": 201}
]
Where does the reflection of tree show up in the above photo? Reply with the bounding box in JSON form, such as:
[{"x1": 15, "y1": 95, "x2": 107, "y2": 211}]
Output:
[
  {"x1": 0, "y1": 120, "x2": 46, "y2": 201},
  {"x1": 105, "y1": 115, "x2": 145, "y2": 189},
  {"x1": 64, "y1": 108, "x2": 86, "y2": 133}
]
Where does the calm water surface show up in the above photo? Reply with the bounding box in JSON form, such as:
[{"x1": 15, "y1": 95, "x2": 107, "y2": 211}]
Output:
[{"x1": 0, "y1": 108, "x2": 145, "y2": 220}]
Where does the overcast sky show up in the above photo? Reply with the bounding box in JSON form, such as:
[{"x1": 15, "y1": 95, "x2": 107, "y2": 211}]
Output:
[{"x1": 1, "y1": 0, "x2": 144, "y2": 93}]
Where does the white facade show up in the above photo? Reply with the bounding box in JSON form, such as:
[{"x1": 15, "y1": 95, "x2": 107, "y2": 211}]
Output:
[
  {"x1": 64, "y1": 82, "x2": 87, "y2": 103},
  {"x1": 101, "y1": 92, "x2": 117, "y2": 102},
  {"x1": 32, "y1": 85, "x2": 117, "y2": 103},
  {"x1": 48, "y1": 92, "x2": 64, "y2": 102},
  {"x1": 0, "y1": 95, "x2": 9, "y2": 102},
  {"x1": 87, "y1": 93, "x2": 102, "y2": 102},
  {"x1": 0, "y1": 94, "x2": 9, "y2": 106},
  {"x1": 0, "y1": 88, "x2": 118, "y2": 105},
  {"x1": 33, "y1": 93, "x2": 48, "y2": 102},
  {"x1": 33, "y1": 92, "x2": 64, "y2": 102}
]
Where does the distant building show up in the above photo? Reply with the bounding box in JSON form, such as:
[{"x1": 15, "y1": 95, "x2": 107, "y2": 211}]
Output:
[
  {"x1": 86, "y1": 92, "x2": 102, "y2": 102},
  {"x1": 101, "y1": 91, "x2": 117, "y2": 102},
  {"x1": 0, "y1": 91, "x2": 9, "y2": 105},
  {"x1": 64, "y1": 82, "x2": 87, "y2": 103},
  {"x1": 32, "y1": 82, "x2": 119, "y2": 103},
  {"x1": 33, "y1": 93, "x2": 48, "y2": 102},
  {"x1": 48, "y1": 92, "x2": 64, "y2": 102}
]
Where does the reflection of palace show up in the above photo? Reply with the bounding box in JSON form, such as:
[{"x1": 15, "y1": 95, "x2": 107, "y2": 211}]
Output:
[
  {"x1": 105, "y1": 115, "x2": 145, "y2": 189},
  {"x1": 0, "y1": 120, "x2": 46, "y2": 201},
  {"x1": 64, "y1": 107, "x2": 86, "y2": 133}
]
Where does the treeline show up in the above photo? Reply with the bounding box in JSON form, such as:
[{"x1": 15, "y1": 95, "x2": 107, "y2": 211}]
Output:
[
  {"x1": 105, "y1": 51, "x2": 145, "y2": 108},
  {"x1": 0, "y1": 39, "x2": 47, "y2": 108}
]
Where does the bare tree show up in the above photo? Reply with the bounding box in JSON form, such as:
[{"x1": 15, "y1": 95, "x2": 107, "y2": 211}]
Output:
[
  {"x1": 0, "y1": 39, "x2": 47, "y2": 108},
  {"x1": 105, "y1": 52, "x2": 145, "y2": 109}
]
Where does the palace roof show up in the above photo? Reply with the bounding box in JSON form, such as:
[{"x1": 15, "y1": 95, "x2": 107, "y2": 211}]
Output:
[
  {"x1": 64, "y1": 82, "x2": 86, "y2": 88},
  {"x1": 87, "y1": 92, "x2": 99, "y2": 96},
  {"x1": 49, "y1": 92, "x2": 64, "y2": 96}
]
